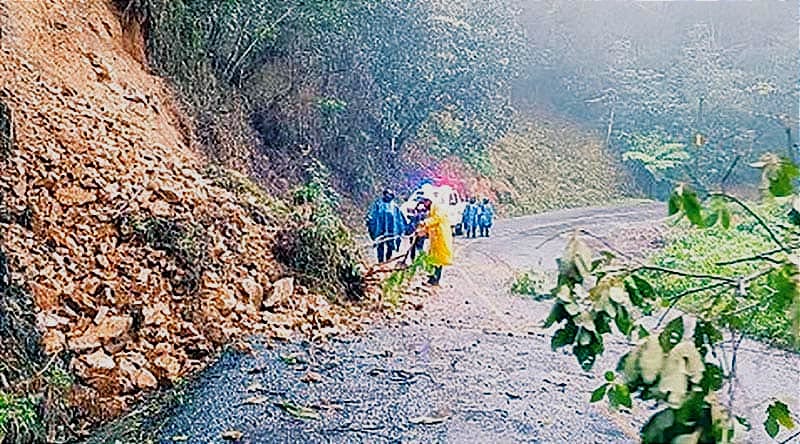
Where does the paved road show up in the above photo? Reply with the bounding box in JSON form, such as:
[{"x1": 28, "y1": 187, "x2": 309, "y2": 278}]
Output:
[{"x1": 149, "y1": 202, "x2": 799, "y2": 444}]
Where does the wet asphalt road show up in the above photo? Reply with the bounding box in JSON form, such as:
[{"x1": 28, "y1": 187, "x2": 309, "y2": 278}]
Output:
[{"x1": 151, "y1": 202, "x2": 799, "y2": 444}]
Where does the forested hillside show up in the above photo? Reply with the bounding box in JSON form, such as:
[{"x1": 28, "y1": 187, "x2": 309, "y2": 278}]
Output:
[
  {"x1": 117, "y1": 0, "x2": 526, "y2": 199},
  {"x1": 119, "y1": 1, "x2": 796, "y2": 208},
  {"x1": 519, "y1": 2, "x2": 798, "y2": 193}
]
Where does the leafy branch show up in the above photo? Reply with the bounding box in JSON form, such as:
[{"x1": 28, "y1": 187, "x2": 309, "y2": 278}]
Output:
[{"x1": 545, "y1": 153, "x2": 800, "y2": 442}]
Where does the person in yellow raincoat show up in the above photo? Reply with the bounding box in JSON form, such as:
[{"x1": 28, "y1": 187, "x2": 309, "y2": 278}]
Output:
[{"x1": 417, "y1": 197, "x2": 453, "y2": 286}]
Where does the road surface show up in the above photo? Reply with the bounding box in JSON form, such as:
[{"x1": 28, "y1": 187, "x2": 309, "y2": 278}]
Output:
[{"x1": 114, "y1": 202, "x2": 798, "y2": 443}]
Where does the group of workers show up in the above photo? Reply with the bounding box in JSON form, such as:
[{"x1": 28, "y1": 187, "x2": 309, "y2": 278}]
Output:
[
  {"x1": 461, "y1": 197, "x2": 495, "y2": 238},
  {"x1": 365, "y1": 188, "x2": 494, "y2": 286}
]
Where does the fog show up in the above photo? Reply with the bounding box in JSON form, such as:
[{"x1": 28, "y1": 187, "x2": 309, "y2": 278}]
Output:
[{"x1": 513, "y1": 1, "x2": 799, "y2": 186}]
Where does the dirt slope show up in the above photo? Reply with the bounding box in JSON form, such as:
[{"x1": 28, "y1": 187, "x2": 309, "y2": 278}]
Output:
[
  {"x1": 488, "y1": 115, "x2": 637, "y2": 216},
  {"x1": 0, "y1": 0, "x2": 353, "y2": 433}
]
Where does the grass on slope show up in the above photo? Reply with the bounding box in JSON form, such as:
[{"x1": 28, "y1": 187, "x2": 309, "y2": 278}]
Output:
[{"x1": 489, "y1": 117, "x2": 637, "y2": 216}]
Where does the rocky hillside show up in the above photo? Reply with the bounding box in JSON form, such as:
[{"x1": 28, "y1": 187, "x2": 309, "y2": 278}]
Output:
[{"x1": 0, "y1": 0, "x2": 357, "y2": 439}]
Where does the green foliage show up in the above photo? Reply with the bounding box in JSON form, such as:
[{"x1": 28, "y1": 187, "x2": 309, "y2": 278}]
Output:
[
  {"x1": 651, "y1": 213, "x2": 795, "y2": 348},
  {"x1": 511, "y1": 269, "x2": 554, "y2": 300},
  {"x1": 765, "y1": 401, "x2": 795, "y2": 438},
  {"x1": 273, "y1": 162, "x2": 364, "y2": 300},
  {"x1": 204, "y1": 165, "x2": 289, "y2": 224},
  {"x1": 44, "y1": 367, "x2": 74, "y2": 392},
  {"x1": 118, "y1": 215, "x2": 209, "y2": 296},
  {"x1": 546, "y1": 154, "x2": 800, "y2": 442},
  {"x1": 0, "y1": 262, "x2": 44, "y2": 386},
  {"x1": 382, "y1": 253, "x2": 435, "y2": 306},
  {"x1": 0, "y1": 392, "x2": 44, "y2": 444},
  {"x1": 751, "y1": 153, "x2": 800, "y2": 198},
  {"x1": 622, "y1": 132, "x2": 689, "y2": 182},
  {"x1": 126, "y1": 0, "x2": 528, "y2": 200},
  {"x1": 522, "y1": 5, "x2": 798, "y2": 190},
  {"x1": 489, "y1": 119, "x2": 636, "y2": 216}
]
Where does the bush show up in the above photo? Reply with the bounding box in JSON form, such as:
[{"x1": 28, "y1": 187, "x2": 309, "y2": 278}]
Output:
[
  {"x1": 381, "y1": 253, "x2": 435, "y2": 307},
  {"x1": 0, "y1": 255, "x2": 44, "y2": 386},
  {"x1": 204, "y1": 165, "x2": 289, "y2": 225},
  {"x1": 273, "y1": 163, "x2": 365, "y2": 301},
  {"x1": 650, "y1": 205, "x2": 796, "y2": 349},
  {"x1": 116, "y1": 215, "x2": 209, "y2": 297},
  {"x1": 0, "y1": 392, "x2": 43, "y2": 444},
  {"x1": 511, "y1": 269, "x2": 555, "y2": 300}
]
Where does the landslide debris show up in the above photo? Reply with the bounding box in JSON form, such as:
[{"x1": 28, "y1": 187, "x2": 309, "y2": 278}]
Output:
[{"x1": 0, "y1": 0, "x2": 363, "y2": 438}]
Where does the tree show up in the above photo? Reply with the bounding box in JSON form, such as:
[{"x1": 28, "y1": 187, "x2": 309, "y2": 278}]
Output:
[{"x1": 546, "y1": 154, "x2": 799, "y2": 442}]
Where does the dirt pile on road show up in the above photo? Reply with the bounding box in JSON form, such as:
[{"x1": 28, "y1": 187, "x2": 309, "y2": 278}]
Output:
[{"x1": 0, "y1": 0, "x2": 359, "y2": 433}]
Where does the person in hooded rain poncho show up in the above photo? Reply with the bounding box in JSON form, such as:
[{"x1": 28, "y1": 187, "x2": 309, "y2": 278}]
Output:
[
  {"x1": 366, "y1": 188, "x2": 406, "y2": 263},
  {"x1": 461, "y1": 196, "x2": 479, "y2": 238},
  {"x1": 417, "y1": 197, "x2": 453, "y2": 286},
  {"x1": 478, "y1": 197, "x2": 494, "y2": 237},
  {"x1": 406, "y1": 200, "x2": 429, "y2": 262}
]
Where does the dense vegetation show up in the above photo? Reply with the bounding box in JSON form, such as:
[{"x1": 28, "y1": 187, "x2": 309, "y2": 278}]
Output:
[
  {"x1": 117, "y1": 2, "x2": 798, "y2": 209},
  {"x1": 651, "y1": 205, "x2": 796, "y2": 349},
  {"x1": 118, "y1": 0, "x2": 528, "y2": 201}
]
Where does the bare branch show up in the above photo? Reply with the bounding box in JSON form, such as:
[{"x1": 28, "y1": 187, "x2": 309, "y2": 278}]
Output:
[
  {"x1": 709, "y1": 192, "x2": 790, "y2": 254},
  {"x1": 715, "y1": 246, "x2": 788, "y2": 266},
  {"x1": 635, "y1": 265, "x2": 738, "y2": 284}
]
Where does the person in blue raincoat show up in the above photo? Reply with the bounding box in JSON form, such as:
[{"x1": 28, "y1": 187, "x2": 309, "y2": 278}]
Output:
[
  {"x1": 461, "y1": 196, "x2": 479, "y2": 238},
  {"x1": 478, "y1": 197, "x2": 494, "y2": 237},
  {"x1": 366, "y1": 188, "x2": 406, "y2": 263}
]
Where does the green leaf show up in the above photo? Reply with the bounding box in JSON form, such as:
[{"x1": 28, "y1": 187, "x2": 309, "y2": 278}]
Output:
[
  {"x1": 703, "y1": 212, "x2": 718, "y2": 228},
  {"x1": 767, "y1": 400, "x2": 795, "y2": 429},
  {"x1": 674, "y1": 392, "x2": 705, "y2": 425},
  {"x1": 613, "y1": 384, "x2": 632, "y2": 408},
  {"x1": 551, "y1": 322, "x2": 578, "y2": 350},
  {"x1": 770, "y1": 159, "x2": 800, "y2": 197},
  {"x1": 614, "y1": 304, "x2": 633, "y2": 336},
  {"x1": 637, "y1": 325, "x2": 650, "y2": 339},
  {"x1": 693, "y1": 320, "x2": 722, "y2": 357},
  {"x1": 753, "y1": 154, "x2": 800, "y2": 197},
  {"x1": 736, "y1": 415, "x2": 752, "y2": 431},
  {"x1": 769, "y1": 265, "x2": 798, "y2": 311},
  {"x1": 642, "y1": 409, "x2": 676, "y2": 444},
  {"x1": 595, "y1": 311, "x2": 612, "y2": 335},
  {"x1": 604, "y1": 371, "x2": 615, "y2": 382},
  {"x1": 590, "y1": 384, "x2": 607, "y2": 402},
  {"x1": 277, "y1": 401, "x2": 321, "y2": 420},
  {"x1": 720, "y1": 208, "x2": 731, "y2": 229},
  {"x1": 574, "y1": 344, "x2": 598, "y2": 371},
  {"x1": 700, "y1": 364, "x2": 724, "y2": 393},
  {"x1": 659, "y1": 316, "x2": 684, "y2": 352},
  {"x1": 765, "y1": 417, "x2": 779, "y2": 438},
  {"x1": 632, "y1": 275, "x2": 655, "y2": 300},
  {"x1": 668, "y1": 191, "x2": 682, "y2": 215},
  {"x1": 544, "y1": 303, "x2": 568, "y2": 328},
  {"x1": 682, "y1": 188, "x2": 704, "y2": 227}
]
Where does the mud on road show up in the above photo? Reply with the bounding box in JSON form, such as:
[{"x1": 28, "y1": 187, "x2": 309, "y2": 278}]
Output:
[{"x1": 98, "y1": 202, "x2": 799, "y2": 443}]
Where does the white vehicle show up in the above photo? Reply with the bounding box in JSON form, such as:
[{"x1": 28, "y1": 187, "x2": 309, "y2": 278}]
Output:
[{"x1": 401, "y1": 183, "x2": 467, "y2": 235}]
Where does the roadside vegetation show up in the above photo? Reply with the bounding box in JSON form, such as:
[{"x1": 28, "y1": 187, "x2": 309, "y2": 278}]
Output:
[
  {"x1": 650, "y1": 204, "x2": 796, "y2": 349},
  {"x1": 511, "y1": 269, "x2": 555, "y2": 301},
  {"x1": 545, "y1": 155, "x2": 800, "y2": 443}
]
